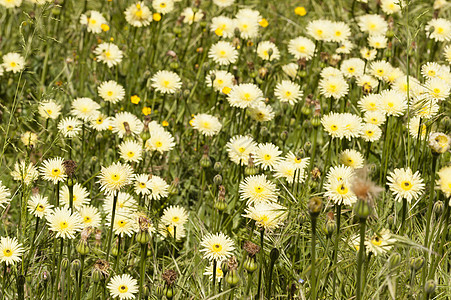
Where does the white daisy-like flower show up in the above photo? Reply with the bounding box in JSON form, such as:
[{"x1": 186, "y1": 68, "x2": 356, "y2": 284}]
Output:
[
  {"x1": 324, "y1": 176, "x2": 357, "y2": 206},
  {"x1": 340, "y1": 58, "x2": 365, "y2": 78},
  {"x1": 426, "y1": 18, "x2": 451, "y2": 42},
  {"x1": 204, "y1": 264, "x2": 224, "y2": 282},
  {"x1": 369, "y1": 60, "x2": 393, "y2": 80},
  {"x1": 364, "y1": 110, "x2": 386, "y2": 126},
  {"x1": 386, "y1": 67, "x2": 405, "y2": 83},
  {"x1": 243, "y1": 202, "x2": 287, "y2": 230},
  {"x1": 94, "y1": 43, "x2": 123, "y2": 68},
  {"x1": 226, "y1": 135, "x2": 257, "y2": 166},
  {"x1": 103, "y1": 192, "x2": 138, "y2": 216},
  {"x1": 151, "y1": 70, "x2": 182, "y2": 94},
  {"x1": 145, "y1": 128, "x2": 175, "y2": 153},
  {"x1": 391, "y1": 75, "x2": 423, "y2": 97},
  {"x1": 361, "y1": 123, "x2": 382, "y2": 142},
  {"x1": 378, "y1": 89, "x2": 407, "y2": 116},
  {"x1": 210, "y1": 16, "x2": 236, "y2": 38},
  {"x1": 119, "y1": 140, "x2": 143, "y2": 163},
  {"x1": 368, "y1": 34, "x2": 388, "y2": 49},
  {"x1": 319, "y1": 76, "x2": 349, "y2": 99},
  {"x1": 71, "y1": 97, "x2": 100, "y2": 121},
  {"x1": 28, "y1": 194, "x2": 53, "y2": 218},
  {"x1": 288, "y1": 36, "x2": 316, "y2": 60},
  {"x1": 39, "y1": 157, "x2": 66, "y2": 184},
  {"x1": 46, "y1": 207, "x2": 83, "y2": 239},
  {"x1": 90, "y1": 113, "x2": 113, "y2": 131},
  {"x1": 191, "y1": 114, "x2": 222, "y2": 136},
  {"x1": 253, "y1": 143, "x2": 282, "y2": 170},
  {"x1": 274, "y1": 80, "x2": 303, "y2": 105},
  {"x1": 133, "y1": 174, "x2": 151, "y2": 195},
  {"x1": 274, "y1": 161, "x2": 306, "y2": 184},
  {"x1": 0, "y1": 0, "x2": 22, "y2": 8},
  {"x1": 160, "y1": 205, "x2": 189, "y2": 227},
  {"x1": 98, "y1": 80, "x2": 125, "y2": 103},
  {"x1": 206, "y1": 70, "x2": 235, "y2": 92},
  {"x1": 0, "y1": 182, "x2": 10, "y2": 209},
  {"x1": 11, "y1": 161, "x2": 39, "y2": 185},
  {"x1": 158, "y1": 223, "x2": 186, "y2": 241},
  {"x1": 2, "y1": 52, "x2": 25, "y2": 73},
  {"x1": 380, "y1": 0, "x2": 402, "y2": 14},
  {"x1": 38, "y1": 100, "x2": 62, "y2": 120},
  {"x1": 407, "y1": 116, "x2": 427, "y2": 140},
  {"x1": 306, "y1": 19, "x2": 333, "y2": 41},
  {"x1": 421, "y1": 62, "x2": 441, "y2": 79},
  {"x1": 239, "y1": 174, "x2": 278, "y2": 205},
  {"x1": 387, "y1": 168, "x2": 425, "y2": 203},
  {"x1": 235, "y1": 8, "x2": 262, "y2": 39},
  {"x1": 212, "y1": 0, "x2": 234, "y2": 7},
  {"x1": 79, "y1": 205, "x2": 102, "y2": 228},
  {"x1": 339, "y1": 149, "x2": 364, "y2": 169},
  {"x1": 336, "y1": 40, "x2": 355, "y2": 54},
  {"x1": 181, "y1": 7, "x2": 204, "y2": 24},
  {"x1": 60, "y1": 183, "x2": 91, "y2": 210},
  {"x1": 357, "y1": 14, "x2": 388, "y2": 36},
  {"x1": 437, "y1": 166, "x2": 451, "y2": 199},
  {"x1": 124, "y1": 2, "x2": 152, "y2": 27},
  {"x1": 360, "y1": 47, "x2": 378, "y2": 61},
  {"x1": 148, "y1": 175, "x2": 169, "y2": 200},
  {"x1": 152, "y1": 0, "x2": 174, "y2": 14},
  {"x1": 248, "y1": 104, "x2": 275, "y2": 122},
  {"x1": 0, "y1": 237, "x2": 24, "y2": 266},
  {"x1": 365, "y1": 229, "x2": 396, "y2": 256},
  {"x1": 321, "y1": 67, "x2": 343, "y2": 79},
  {"x1": 110, "y1": 214, "x2": 138, "y2": 237},
  {"x1": 58, "y1": 117, "x2": 82, "y2": 138},
  {"x1": 358, "y1": 94, "x2": 381, "y2": 113},
  {"x1": 227, "y1": 83, "x2": 264, "y2": 109},
  {"x1": 321, "y1": 112, "x2": 346, "y2": 139},
  {"x1": 208, "y1": 41, "x2": 238, "y2": 66},
  {"x1": 20, "y1": 131, "x2": 38, "y2": 147},
  {"x1": 282, "y1": 63, "x2": 299, "y2": 79},
  {"x1": 330, "y1": 21, "x2": 351, "y2": 43},
  {"x1": 107, "y1": 274, "x2": 139, "y2": 299},
  {"x1": 111, "y1": 112, "x2": 144, "y2": 138},
  {"x1": 97, "y1": 162, "x2": 134, "y2": 194},
  {"x1": 342, "y1": 113, "x2": 363, "y2": 140},
  {"x1": 424, "y1": 78, "x2": 450, "y2": 101},
  {"x1": 357, "y1": 75, "x2": 379, "y2": 90},
  {"x1": 256, "y1": 41, "x2": 280, "y2": 61},
  {"x1": 80, "y1": 11, "x2": 108, "y2": 34},
  {"x1": 200, "y1": 232, "x2": 235, "y2": 261}
]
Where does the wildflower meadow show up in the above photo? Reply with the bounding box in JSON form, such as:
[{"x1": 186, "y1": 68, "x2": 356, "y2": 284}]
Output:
[{"x1": 0, "y1": 0, "x2": 451, "y2": 299}]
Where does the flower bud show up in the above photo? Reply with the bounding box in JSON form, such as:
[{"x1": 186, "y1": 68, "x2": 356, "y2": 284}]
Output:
[
  {"x1": 410, "y1": 257, "x2": 424, "y2": 271},
  {"x1": 433, "y1": 201, "x2": 444, "y2": 216},
  {"x1": 71, "y1": 259, "x2": 81, "y2": 272},
  {"x1": 304, "y1": 142, "x2": 312, "y2": 151},
  {"x1": 260, "y1": 126, "x2": 269, "y2": 137},
  {"x1": 111, "y1": 245, "x2": 118, "y2": 257},
  {"x1": 424, "y1": 279, "x2": 436, "y2": 295},
  {"x1": 155, "y1": 284, "x2": 164, "y2": 298},
  {"x1": 142, "y1": 284, "x2": 150, "y2": 297},
  {"x1": 389, "y1": 252, "x2": 401, "y2": 269},
  {"x1": 245, "y1": 165, "x2": 258, "y2": 176},
  {"x1": 77, "y1": 237, "x2": 90, "y2": 256},
  {"x1": 270, "y1": 248, "x2": 280, "y2": 262},
  {"x1": 311, "y1": 116, "x2": 321, "y2": 127},
  {"x1": 354, "y1": 199, "x2": 371, "y2": 220},
  {"x1": 214, "y1": 199, "x2": 227, "y2": 211},
  {"x1": 325, "y1": 219, "x2": 336, "y2": 238},
  {"x1": 91, "y1": 269, "x2": 103, "y2": 283},
  {"x1": 136, "y1": 230, "x2": 151, "y2": 244},
  {"x1": 225, "y1": 269, "x2": 240, "y2": 286},
  {"x1": 214, "y1": 162, "x2": 222, "y2": 172},
  {"x1": 61, "y1": 258, "x2": 69, "y2": 271},
  {"x1": 308, "y1": 197, "x2": 323, "y2": 217},
  {"x1": 213, "y1": 174, "x2": 222, "y2": 186},
  {"x1": 301, "y1": 105, "x2": 312, "y2": 115},
  {"x1": 243, "y1": 256, "x2": 258, "y2": 273},
  {"x1": 280, "y1": 131, "x2": 288, "y2": 141},
  {"x1": 163, "y1": 286, "x2": 174, "y2": 299},
  {"x1": 387, "y1": 215, "x2": 395, "y2": 230}
]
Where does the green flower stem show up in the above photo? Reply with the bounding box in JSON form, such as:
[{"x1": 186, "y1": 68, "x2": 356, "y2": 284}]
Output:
[
  {"x1": 331, "y1": 204, "x2": 342, "y2": 299},
  {"x1": 356, "y1": 219, "x2": 366, "y2": 300},
  {"x1": 400, "y1": 199, "x2": 407, "y2": 236},
  {"x1": 105, "y1": 192, "x2": 119, "y2": 261},
  {"x1": 212, "y1": 259, "x2": 217, "y2": 295},
  {"x1": 53, "y1": 239, "x2": 64, "y2": 300},
  {"x1": 115, "y1": 236, "x2": 121, "y2": 272},
  {"x1": 76, "y1": 255, "x2": 85, "y2": 300},
  {"x1": 139, "y1": 244, "x2": 147, "y2": 300},
  {"x1": 256, "y1": 230, "x2": 264, "y2": 300},
  {"x1": 310, "y1": 215, "x2": 318, "y2": 300}
]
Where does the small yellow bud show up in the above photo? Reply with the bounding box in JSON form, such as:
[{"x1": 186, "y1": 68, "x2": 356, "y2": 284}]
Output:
[
  {"x1": 259, "y1": 18, "x2": 268, "y2": 28},
  {"x1": 294, "y1": 6, "x2": 307, "y2": 16},
  {"x1": 131, "y1": 95, "x2": 141, "y2": 104},
  {"x1": 162, "y1": 120, "x2": 169, "y2": 127},
  {"x1": 153, "y1": 13, "x2": 162, "y2": 21}
]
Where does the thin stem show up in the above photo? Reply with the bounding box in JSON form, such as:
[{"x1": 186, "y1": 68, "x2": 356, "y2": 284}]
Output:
[
  {"x1": 331, "y1": 204, "x2": 342, "y2": 299},
  {"x1": 105, "y1": 192, "x2": 118, "y2": 262},
  {"x1": 310, "y1": 216, "x2": 318, "y2": 300},
  {"x1": 256, "y1": 230, "x2": 264, "y2": 300},
  {"x1": 356, "y1": 219, "x2": 366, "y2": 300}
]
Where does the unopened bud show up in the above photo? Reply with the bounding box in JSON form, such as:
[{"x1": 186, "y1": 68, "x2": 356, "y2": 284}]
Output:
[{"x1": 424, "y1": 279, "x2": 436, "y2": 295}]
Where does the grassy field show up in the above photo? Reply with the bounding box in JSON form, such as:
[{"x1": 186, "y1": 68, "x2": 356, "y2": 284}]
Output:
[{"x1": 0, "y1": 0, "x2": 450, "y2": 299}]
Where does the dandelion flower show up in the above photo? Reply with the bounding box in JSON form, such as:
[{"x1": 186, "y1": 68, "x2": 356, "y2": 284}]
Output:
[
  {"x1": 71, "y1": 97, "x2": 100, "y2": 121},
  {"x1": 107, "y1": 274, "x2": 139, "y2": 299},
  {"x1": 330, "y1": 21, "x2": 351, "y2": 43},
  {"x1": 426, "y1": 18, "x2": 451, "y2": 42},
  {"x1": 357, "y1": 14, "x2": 388, "y2": 36},
  {"x1": 210, "y1": 16, "x2": 235, "y2": 38},
  {"x1": 387, "y1": 168, "x2": 425, "y2": 203},
  {"x1": 204, "y1": 264, "x2": 224, "y2": 282},
  {"x1": 324, "y1": 177, "x2": 357, "y2": 206},
  {"x1": 358, "y1": 94, "x2": 381, "y2": 112},
  {"x1": 364, "y1": 111, "x2": 386, "y2": 126},
  {"x1": 340, "y1": 58, "x2": 365, "y2": 78},
  {"x1": 0, "y1": 237, "x2": 24, "y2": 266},
  {"x1": 306, "y1": 19, "x2": 333, "y2": 41},
  {"x1": 369, "y1": 60, "x2": 393, "y2": 80},
  {"x1": 361, "y1": 123, "x2": 382, "y2": 142},
  {"x1": 380, "y1": 0, "x2": 402, "y2": 14},
  {"x1": 424, "y1": 78, "x2": 450, "y2": 101},
  {"x1": 145, "y1": 129, "x2": 175, "y2": 153},
  {"x1": 152, "y1": 0, "x2": 174, "y2": 14},
  {"x1": 248, "y1": 104, "x2": 275, "y2": 122},
  {"x1": 46, "y1": 207, "x2": 83, "y2": 239},
  {"x1": 110, "y1": 215, "x2": 138, "y2": 237},
  {"x1": 181, "y1": 7, "x2": 204, "y2": 24},
  {"x1": 206, "y1": 70, "x2": 235, "y2": 92},
  {"x1": 321, "y1": 112, "x2": 346, "y2": 139},
  {"x1": 90, "y1": 113, "x2": 113, "y2": 131},
  {"x1": 200, "y1": 232, "x2": 235, "y2": 261},
  {"x1": 378, "y1": 90, "x2": 407, "y2": 116},
  {"x1": 319, "y1": 76, "x2": 349, "y2": 99}
]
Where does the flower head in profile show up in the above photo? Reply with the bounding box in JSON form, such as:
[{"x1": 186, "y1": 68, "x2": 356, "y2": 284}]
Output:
[
  {"x1": 46, "y1": 207, "x2": 83, "y2": 239},
  {"x1": 2, "y1": 52, "x2": 25, "y2": 73},
  {"x1": 151, "y1": 70, "x2": 182, "y2": 94},
  {"x1": 437, "y1": 166, "x2": 451, "y2": 199},
  {"x1": 200, "y1": 232, "x2": 235, "y2": 261},
  {"x1": 0, "y1": 182, "x2": 10, "y2": 209},
  {"x1": 94, "y1": 43, "x2": 123, "y2": 68},
  {"x1": 191, "y1": 114, "x2": 222, "y2": 136},
  {"x1": 125, "y1": 2, "x2": 152, "y2": 27},
  {"x1": 161, "y1": 205, "x2": 189, "y2": 227},
  {"x1": 97, "y1": 162, "x2": 134, "y2": 194},
  {"x1": 0, "y1": 237, "x2": 24, "y2": 266},
  {"x1": 239, "y1": 175, "x2": 278, "y2": 205},
  {"x1": 107, "y1": 274, "x2": 139, "y2": 299},
  {"x1": 11, "y1": 161, "x2": 39, "y2": 185},
  {"x1": 39, "y1": 157, "x2": 67, "y2": 184},
  {"x1": 226, "y1": 135, "x2": 257, "y2": 165},
  {"x1": 243, "y1": 202, "x2": 287, "y2": 231},
  {"x1": 387, "y1": 168, "x2": 425, "y2": 203},
  {"x1": 365, "y1": 229, "x2": 396, "y2": 256},
  {"x1": 181, "y1": 7, "x2": 204, "y2": 24}
]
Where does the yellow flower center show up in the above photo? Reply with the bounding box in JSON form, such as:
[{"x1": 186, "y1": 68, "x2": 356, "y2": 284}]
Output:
[
  {"x1": 264, "y1": 154, "x2": 271, "y2": 161},
  {"x1": 330, "y1": 124, "x2": 338, "y2": 131},
  {"x1": 243, "y1": 93, "x2": 251, "y2": 100},
  {"x1": 211, "y1": 244, "x2": 222, "y2": 253},
  {"x1": 96, "y1": 117, "x2": 104, "y2": 124},
  {"x1": 216, "y1": 79, "x2": 224, "y2": 85},
  {"x1": 104, "y1": 51, "x2": 111, "y2": 58},
  {"x1": 219, "y1": 50, "x2": 226, "y2": 57},
  {"x1": 52, "y1": 169, "x2": 61, "y2": 176},
  {"x1": 400, "y1": 181, "x2": 412, "y2": 191},
  {"x1": 67, "y1": 125, "x2": 74, "y2": 130},
  {"x1": 172, "y1": 216, "x2": 179, "y2": 223},
  {"x1": 371, "y1": 236, "x2": 382, "y2": 246},
  {"x1": 111, "y1": 174, "x2": 120, "y2": 182},
  {"x1": 297, "y1": 46, "x2": 306, "y2": 53},
  {"x1": 36, "y1": 204, "x2": 45, "y2": 212},
  {"x1": 60, "y1": 221, "x2": 68, "y2": 229},
  {"x1": 47, "y1": 109, "x2": 52, "y2": 115},
  {"x1": 118, "y1": 285, "x2": 128, "y2": 293},
  {"x1": 163, "y1": 80, "x2": 170, "y2": 87},
  {"x1": 3, "y1": 249, "x2": 12, "y2": 257},
  {"x1": 337, "y1": 182, "x2": 348, "y2": 195},
  {"x1": 327, "y1": 84, "x2": 337, "y2": 92},
  {"x1": 135, "y1": 9, "x2": 143, "y2": 18},
  {"x1": 259, "y1": 215, "x2": 269, "y2": 224},
  {"x1": 155, "y1": 141, "x2": 163, "y2": 147},
  {"x1": 436, "y1": 27, "x2": 444, "y2": 34},
  {"x1": 127, "y1": 151, "x2": 135, "y2": 158},
  {"x1": 160, "y1": 2, "x2": 166, "y2": 8},
  {"x1": 118, "y1": 220, "x2": 127, "y2": 227},
  {"x1": 10, "y1": 62, "x2": 17, "y2": 67},
  {"x1": 107, "y1": 91, "x2": 113, "y2": 96},
  {"x1": 285, "y1": 91, "x2": 292, "y2": 97},
  {"x1": 255, "y1": 186, "x2": 263, "y2": 193},
  {"x1": 84, "y1": 216, "x2": 91, "y2": 223},
  {"x1": 139, "y1": 182, "x2": 146, "y2": 188},
  {"x1": 428, "y1": 70, "x2": 436, "y2": 77},
  {"x1": 238, "y1": 147, "x2": 246, "y2": 153},
  {"x1": 348, "y1": 67, "x2": 354, "y2": 73},
  {"x1": 366, "y1": 130, "x2": 374, "y2": 136},
  {"x1": 433, "y1": 88, "x2": 441, "y2": 95}
]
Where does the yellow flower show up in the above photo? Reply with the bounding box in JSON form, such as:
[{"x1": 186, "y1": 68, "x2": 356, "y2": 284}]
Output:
[
  {"x1": 294, "y1": 6, "x2": 307, "y2": 16},
  {"x1": 259, "y1": 18, "x2": 269, "y2": 28},
  {"x1": 162, "y1": 120, "x2": 169, "y2": 127},
  {"x1": 101, "y1": 24, "x2": 110, "y2": 32},
  {"x1": 222, "y1": 86, "x2": 231, "y2": 94},
  {"x1": 131, "y1": 95, "x2": 141, "y2": 104},
  {"x1": 153, "y1": 13, "x2": 162, "y2": 21},
  {"x1": 110, "y1": 37, "x2": 114, "y2": 42},
  {"x1": 142, "y1": 107, "x2": 151, "y2": 116},
  {"x1": 189, "y1": 119, "x2": 194, "y2": 126},
  {"x1": 214, "y1": 28, "x2": 224, "y2": 36}
]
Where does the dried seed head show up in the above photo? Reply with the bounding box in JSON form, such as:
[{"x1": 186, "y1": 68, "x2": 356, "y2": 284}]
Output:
[
  {"x1": 81, "y1": 226, "x2": 93, "y2": 241},
  {"x1": 308, "y1": 197, "x2": 323, "y2": 216},
  {"x1": 243, "y1": 241, "x2": 260, "y2": 257},
  {"x1": 93, "y1": 259, "x2": 110, "y2": 278},
  {"x1": 138, "y1": 215, "x2": 152, "y2": 232},
  {"x1": 227, "y1": 256, "x2": 238, "y2": 271},
  {"x1": 162, "y1": 269, "x2": 178, "y2": 286},
  {"x1": 62, "y1": 160, "x2": 77, "y2": 177}
]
